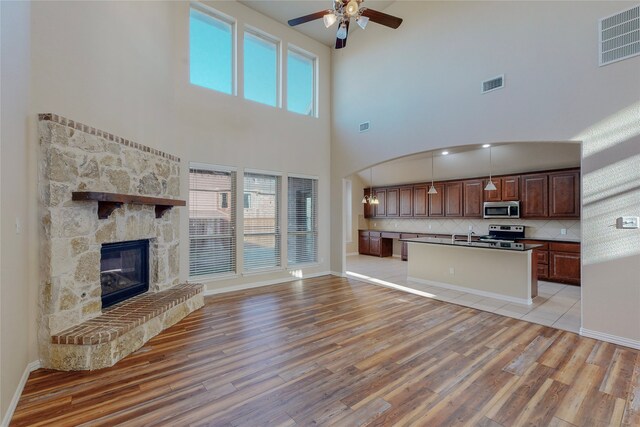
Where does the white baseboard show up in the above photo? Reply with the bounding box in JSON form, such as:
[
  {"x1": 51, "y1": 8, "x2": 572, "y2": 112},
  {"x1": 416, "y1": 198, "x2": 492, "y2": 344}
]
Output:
[
  {"x1": 407, "y1": 276, "x2": 532, "y2": 306},
  {"x1": 203, "y1": 271, "x2": 335, "y2": 296},
  {"x1": 346, "y1": 252, "x2": 358, "y2": 257},
  {"x1": 580, "y1": 328, "x2": 640, "y2": 350},
  {"x1": 1, "y1": 360, "x2": 41, "y2": 427},
  {"x1": 330, "y1": 271, "x2": 346, "y2": 278}
]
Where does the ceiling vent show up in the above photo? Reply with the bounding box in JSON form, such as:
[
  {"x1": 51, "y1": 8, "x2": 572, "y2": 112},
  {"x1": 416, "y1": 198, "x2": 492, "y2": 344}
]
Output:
[
  {"x1": 359, "y1": 121, "x2": 370, "y2": 132},
  {"x1": 481, "y1": 75, "x2": 504, "y2": 94},
  {"x1": 599, "y1": 5, "x2": 640, "y2": 66}
]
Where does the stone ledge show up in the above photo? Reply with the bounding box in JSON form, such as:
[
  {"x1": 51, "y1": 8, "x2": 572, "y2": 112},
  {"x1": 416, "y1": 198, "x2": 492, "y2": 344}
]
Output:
[
  {"x1": 48, "y1": 284, "x2": 204, "y2": 371},
  {"x1": 52, "y1": 283, "x2": 203, "y2": 345}
]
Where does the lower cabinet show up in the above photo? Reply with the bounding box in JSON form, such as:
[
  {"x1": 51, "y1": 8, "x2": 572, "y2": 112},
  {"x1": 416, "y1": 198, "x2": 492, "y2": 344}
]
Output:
[
  {"x1": 358, "y1": 231, "x2": 392, "y2": 257},
  {"x1": 400, "y1": 233, "x2": 419, "y2": 261},
  {"x1": 549, "y1": 242, "x2": 581, "y2": 285}
]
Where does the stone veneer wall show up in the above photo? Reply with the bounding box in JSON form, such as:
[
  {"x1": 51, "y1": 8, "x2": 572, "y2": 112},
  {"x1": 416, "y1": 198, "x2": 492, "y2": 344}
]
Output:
[{"x1": 37, "y1": 113, "x2": 182, "y2": 368}]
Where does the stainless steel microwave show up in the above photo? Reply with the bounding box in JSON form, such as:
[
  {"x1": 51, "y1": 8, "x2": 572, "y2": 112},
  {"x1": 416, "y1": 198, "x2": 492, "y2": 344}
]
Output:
[{"x1": 483, "y1": 201, "x2": 520, "y2": 219}]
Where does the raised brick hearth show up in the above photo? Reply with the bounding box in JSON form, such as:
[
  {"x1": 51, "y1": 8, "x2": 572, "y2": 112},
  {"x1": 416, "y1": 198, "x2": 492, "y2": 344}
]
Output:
[{"x1": 38, "y1": 114, "x2": 202, "y2": 371}]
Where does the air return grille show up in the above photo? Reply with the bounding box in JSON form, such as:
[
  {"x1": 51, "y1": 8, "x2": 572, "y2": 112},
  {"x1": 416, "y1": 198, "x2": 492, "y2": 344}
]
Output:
[
  {"x1": 481, "y1": 75, "x2": 504, "y2": 94},
  {"x1": 359, "y1": 121, "x2": 370, "y2": 132},
  {"x1": 599, "y1": 5, "x2": 640, "y2": 66}
]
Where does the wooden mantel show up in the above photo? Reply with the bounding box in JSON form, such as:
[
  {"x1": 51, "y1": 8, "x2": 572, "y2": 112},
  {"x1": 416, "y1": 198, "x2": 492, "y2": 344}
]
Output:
[{"x1": 72, "y1": 191, "x2": 186, "y2": 219}]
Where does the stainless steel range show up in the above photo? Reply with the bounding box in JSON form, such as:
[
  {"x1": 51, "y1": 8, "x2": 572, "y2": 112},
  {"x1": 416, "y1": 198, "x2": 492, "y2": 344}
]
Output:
[{"x1": 479, "y1": 224, "x2": 525, "y2": 243}]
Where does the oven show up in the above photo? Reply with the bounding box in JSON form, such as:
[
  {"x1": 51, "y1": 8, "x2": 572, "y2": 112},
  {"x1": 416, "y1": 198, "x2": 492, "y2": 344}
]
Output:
[{"x1": 483, "y1": 201, "x2": 520, "y2": 219}]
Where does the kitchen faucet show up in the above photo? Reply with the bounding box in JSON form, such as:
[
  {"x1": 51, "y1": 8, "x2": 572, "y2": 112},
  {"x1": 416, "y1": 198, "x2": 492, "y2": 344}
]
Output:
[{"x1": 467, "y1": 230, "x2": 475, "y2": 243}]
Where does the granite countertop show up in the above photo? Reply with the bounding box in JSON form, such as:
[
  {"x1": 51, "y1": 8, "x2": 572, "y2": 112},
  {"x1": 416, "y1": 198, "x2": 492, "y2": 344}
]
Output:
[
  {"x1": 401, "y1": 237, "x2": 543, "y2": 252},
  {"x1": 360, "y1": 229, "x2": 580, "y2": 244}
]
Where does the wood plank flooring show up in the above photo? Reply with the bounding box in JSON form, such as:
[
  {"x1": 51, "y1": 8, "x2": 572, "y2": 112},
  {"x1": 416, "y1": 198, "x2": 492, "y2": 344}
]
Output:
[{"x1": 11, "y1": 275, "x2": 640, "y2": 426}]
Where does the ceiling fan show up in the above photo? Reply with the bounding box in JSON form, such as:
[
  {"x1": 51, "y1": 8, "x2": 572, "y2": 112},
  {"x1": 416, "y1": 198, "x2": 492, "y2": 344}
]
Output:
[{"x1": 287, "y1": 0, "x2": 403, "y2": 49}]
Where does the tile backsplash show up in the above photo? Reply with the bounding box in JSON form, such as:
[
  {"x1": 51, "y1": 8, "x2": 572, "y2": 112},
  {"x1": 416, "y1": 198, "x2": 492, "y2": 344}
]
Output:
[{"x1": 368, "y1": 218, "x2": 580, "y2": 241}]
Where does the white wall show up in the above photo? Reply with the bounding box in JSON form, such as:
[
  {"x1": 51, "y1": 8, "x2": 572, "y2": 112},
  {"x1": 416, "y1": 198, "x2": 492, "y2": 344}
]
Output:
[
  {"x1": 331, "y1": 1, "x2": 640, "y2": 344},
  {"x1": 29, "y1": 1, "x2": 332, "y2": 296},
  {"x1": 1, "y1": 0, "x2": 34, "y2": 420}
]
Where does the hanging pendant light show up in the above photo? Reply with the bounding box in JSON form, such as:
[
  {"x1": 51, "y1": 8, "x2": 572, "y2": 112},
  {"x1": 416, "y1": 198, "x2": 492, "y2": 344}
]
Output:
[
  {"x1": 428, "y1": 153, "x2": 438, "y2": 194},
  {"x1": 370, "y1": 167, "x2": 379, "y2": 204},
  {"x1": 484, "y1": 145, "x2": 497, "y2": 191}
]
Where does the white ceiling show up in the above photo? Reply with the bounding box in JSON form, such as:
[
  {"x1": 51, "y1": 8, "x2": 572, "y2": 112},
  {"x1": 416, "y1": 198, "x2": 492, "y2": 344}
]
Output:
[
  {"x1": 239, "y1": 1, "x2": 396, "y2": 46},
  {"x1": 354, "y1": 142, "x2": 581, "y2": 187}
]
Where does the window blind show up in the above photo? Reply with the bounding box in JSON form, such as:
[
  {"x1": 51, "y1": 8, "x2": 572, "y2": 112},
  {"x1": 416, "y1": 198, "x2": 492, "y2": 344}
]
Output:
[
  {"x1": 189, "y1": 166, "x2": 236, "y2": 278},
  {"x1": 288, "y1": 176, "x2": 318, "y2": 265},
  {"x1": 243, "y1": 172, "x2": 281, "y2": 271}
]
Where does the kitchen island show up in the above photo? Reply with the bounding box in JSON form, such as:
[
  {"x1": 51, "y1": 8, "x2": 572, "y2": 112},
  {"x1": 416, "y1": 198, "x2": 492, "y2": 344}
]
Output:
[{"x1": 402, "y1": 237, "x2": 541, "y2": 305}]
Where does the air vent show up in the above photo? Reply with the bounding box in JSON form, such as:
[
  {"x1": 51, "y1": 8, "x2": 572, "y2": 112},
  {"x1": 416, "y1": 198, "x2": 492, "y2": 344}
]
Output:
[
  {"x1": 481, "y1": 75, "x2": 504, "y2": 94},
  {"x1": 359, "y1": 121, "x2": 370, "y2": 132},
  {"x1": 599, "y1": 5, "x2": 640, "y2": 66}
]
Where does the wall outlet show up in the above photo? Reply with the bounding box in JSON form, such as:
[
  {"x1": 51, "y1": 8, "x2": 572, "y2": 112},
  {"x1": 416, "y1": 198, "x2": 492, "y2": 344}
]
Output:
[
  {"x1": 374, "y1": 222, "x2": 377, "y2": 227},
  {"x1": 428, "y1": 224, "x2": 432, "y2": 230},
  {"x1": 15, "y1": 218, "x2": 22, "y2": 234},
  {"x1": 395, "y1": 223, "x2": 398, "y2": 228},
  {"x1": 560, "y1": 228, "x2": 567, "y2": 235},
  {"x1": 468, "y1": 225, "x2": 473, "y2": 231},
  {"x1": 616, "y1": 216, "x2": 639, "y2": 229},
  {"x1": 449, "y1": 267, "x2": 455, "y2": 275}
]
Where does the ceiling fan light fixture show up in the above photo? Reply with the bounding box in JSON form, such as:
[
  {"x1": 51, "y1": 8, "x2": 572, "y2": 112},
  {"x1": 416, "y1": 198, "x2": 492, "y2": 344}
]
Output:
[
  {"x1": 356, "y1": 15, "x2": 369, "y2": 29},
  {"x1": 345, "y1": 0, "x2": 359, "y2": 16},
  {"x1": 336, "y1": 22, "x2": 348, "y2": 39},
  {"x1": 323, "y1": 13, "x2": 337, "y2": 28}
]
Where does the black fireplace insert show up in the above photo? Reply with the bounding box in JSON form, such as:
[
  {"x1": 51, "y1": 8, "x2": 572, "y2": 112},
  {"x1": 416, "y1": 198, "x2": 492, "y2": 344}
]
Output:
[{"x1": 100, "y1": 239, "x2": 149, "y2": 308}]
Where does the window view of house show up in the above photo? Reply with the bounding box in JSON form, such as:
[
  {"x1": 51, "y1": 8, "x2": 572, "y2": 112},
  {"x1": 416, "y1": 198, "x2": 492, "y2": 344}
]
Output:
[
  {"x1": 188, "y1": 166, "x2": 236, "y2": 277},
  {"x1": 243, "y1": 172, "x2": 281, "y2": 271},
  {"x1": 288, "y1": 176, "x2": 318, "y2": 265},
  {"x1": 189, "y1": 7, "x2": 233, "y2": 94}
]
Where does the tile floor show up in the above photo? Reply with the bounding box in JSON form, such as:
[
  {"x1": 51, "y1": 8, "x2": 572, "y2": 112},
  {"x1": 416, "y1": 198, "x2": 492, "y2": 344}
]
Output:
[{"x1": 346, "y1": 254, "x2": 581, "y2": 333}]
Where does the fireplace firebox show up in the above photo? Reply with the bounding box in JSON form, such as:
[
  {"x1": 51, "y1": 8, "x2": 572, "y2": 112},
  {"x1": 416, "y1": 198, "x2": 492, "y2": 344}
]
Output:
[{"x1": 100, "y1": 239, "x2": 149, "y2": 308}]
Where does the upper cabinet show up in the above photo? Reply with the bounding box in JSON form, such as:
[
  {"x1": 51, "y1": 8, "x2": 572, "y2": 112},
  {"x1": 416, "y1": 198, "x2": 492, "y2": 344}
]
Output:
[
  {"x1": 363, "y1": 188, "x2": 373, "y2": 218},
  {"x1": 521, "y1": 173, "x2": 549, "y2": 218},
  {"x1": 549, "y1": 170, "x2": 580, "y2": 218},
  {"x1": 365, "y1": 168, "x2": 579, "y2": 220},
  {"x1": 399, "y1": 186, "x2": 413, "y2": 217},
  {"x1": 463, "y1": 179, "x2": 483, "y2": 217}
]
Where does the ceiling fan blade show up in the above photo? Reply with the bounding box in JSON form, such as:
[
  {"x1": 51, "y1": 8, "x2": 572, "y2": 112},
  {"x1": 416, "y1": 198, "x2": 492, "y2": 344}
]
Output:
[
  {"x1": 288, "y1": 10, "x2": 327, "y2": 27},
  {"x1": 335, "y1": 21, "x2": 349, "y2": 49},
  {"x1": 361, "y1": 8, "x2": 403, "y2": 29}
]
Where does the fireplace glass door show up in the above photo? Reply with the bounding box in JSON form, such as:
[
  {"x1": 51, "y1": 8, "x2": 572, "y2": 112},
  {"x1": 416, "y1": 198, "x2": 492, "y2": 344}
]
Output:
[{"x1": 100, "y1": 239, "x2": 149, "y2": 308}]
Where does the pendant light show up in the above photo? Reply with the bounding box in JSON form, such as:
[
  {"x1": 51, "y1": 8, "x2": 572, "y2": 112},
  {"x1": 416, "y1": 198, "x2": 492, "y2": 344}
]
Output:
[
  {"x1": 361, "y1": 167, "x2": 379, "y2": 204},
  {"x1": 428, "y1": 153, "x2": 438, "y2": 194},
  {"x1": 484, "y1": 145, "x2": 497, "y2": 191}
]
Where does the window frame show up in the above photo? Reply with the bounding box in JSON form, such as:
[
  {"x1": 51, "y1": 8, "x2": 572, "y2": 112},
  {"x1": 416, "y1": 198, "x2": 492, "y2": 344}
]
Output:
[
  {"x1": 243, "y1": 26, "x2": 281, "y2": 108},
  {"x1": 189, "y1": 3, "x2": 237, "y2": 96},
  {"x1": 287, "y1": 174, "x2": 319, "y2": 267},
  {"x1": 286, "y1": 44, "x2": 317, "y2": 117},
  {"x1": 188, "y1": 162, "x2": 238, "y2": 281}
]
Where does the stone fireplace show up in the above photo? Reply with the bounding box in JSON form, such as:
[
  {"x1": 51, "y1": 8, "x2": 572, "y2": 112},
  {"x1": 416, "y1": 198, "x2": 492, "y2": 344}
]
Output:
[{"x1": 38, "y1": 114, "x2": 203, "y2": 370}]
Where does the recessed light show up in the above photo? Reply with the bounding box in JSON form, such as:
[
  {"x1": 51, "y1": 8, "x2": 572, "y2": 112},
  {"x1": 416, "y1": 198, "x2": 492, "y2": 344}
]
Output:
[
  {"x1": 441, "y1": 151, "x2": 449, "y2": 155},
  {"x1": 482, "y1": 144, "x2": 491, "y2": 148}
]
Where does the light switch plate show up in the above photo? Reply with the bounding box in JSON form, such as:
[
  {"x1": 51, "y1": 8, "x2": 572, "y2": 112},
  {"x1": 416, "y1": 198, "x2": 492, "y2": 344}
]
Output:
[{"x1": 616, "y1": 216, "x2": 639, "y2": 229}]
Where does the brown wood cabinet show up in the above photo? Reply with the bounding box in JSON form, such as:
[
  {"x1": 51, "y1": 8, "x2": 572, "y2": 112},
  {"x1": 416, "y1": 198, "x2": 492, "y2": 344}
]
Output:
[
  {"x1": 399, "y1": 187, "x2": 413, "y2": 217},
  {"x1": 502, "y1": 176, "x2": 520, "y2": 201},
  {"x1": 463, "y1": 180, "x2": 483, "y2": 217},
  {"x1": 374, "y1": 189, "x2": 387, "y2": 217},
  {"x1": 549, "y1": 242, "x2": 581, "y2": 285},
  {"x1": 521, "y1": 240, "x2": 549, "y2": 280},
  {"x1": 521, "y1": 173, "x2": 549, "y2": 218},
  {"x1": 358, "y1": 230, "x2": 392, "y2": 257},
  {"x1": 445, "y1": 181, "x2": 463, "y2": 217},
  {"x1": 549, "y1": 170, "x2": 580, "y2": 218},
  {"x1": 386, "y1": 188, "x2": 399, "y2": 217},
  {"x1": 400, "y1": 233, "x2": 419, "y2": 261},
  {"x1": 428, "y1": 183, "x2": 445, "y2": 217},
  {"x1": 363, "y1": 189, "x2": 373, "y2": 219},
  {"x1": 483, "y1": 178, "x2": 502, "y2": 202},
  {"x1": 413, "y1": 185, "x2": 428, "y2": 217}
]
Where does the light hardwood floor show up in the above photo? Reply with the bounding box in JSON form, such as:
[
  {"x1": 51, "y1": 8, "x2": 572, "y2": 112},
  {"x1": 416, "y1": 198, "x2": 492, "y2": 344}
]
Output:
[{"x1": 11, "y1": 275, "x2": 640, "y2": 426}]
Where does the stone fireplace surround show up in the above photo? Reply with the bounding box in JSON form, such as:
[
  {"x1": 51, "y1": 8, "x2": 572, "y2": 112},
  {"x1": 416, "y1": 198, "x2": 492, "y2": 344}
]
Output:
[{"x1": 38, "y1": 114, "x2": 203, "y2": 370}]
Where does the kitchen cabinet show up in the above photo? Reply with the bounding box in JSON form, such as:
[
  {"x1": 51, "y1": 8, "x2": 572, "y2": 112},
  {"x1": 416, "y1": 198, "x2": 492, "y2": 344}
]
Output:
[
  {"x1": 428, "y1": 183, "x2": 445, "y2": 217},
  {"x1": 386, "y1": 188, "x2": 400, "y2": 217},
  {"x1": 413, "y1": 184, "x2": 428, "y2": 217},
  {"x1": 549, "y1": 170, "x2": 580, "y2": 218},
  {"x1": 363, "y1": 189, "x2": 373, "y2": 219},
  {"x1": 549, "y1": 242, "x2": 580, "y2": 285},
  {"x1": 463, "y1": 179, "x2": 483, "y2": 217},
  {"x1": 399, "y1": 187, "x2": 413, "y2": 217},
  {"x1": 483, "y1": 178, "x2": 502, "y2": 202},
  {"x1": 521, "y1": 240, "x2": 549, "y2": 280},
  {"x1": 358, "y1": 230, "x2": 370, "y2": 255},
  {"x1": 400, "y1": 233, "x2": 419, "y2": 261},
  {"x1": 445, "y1": 181, "x2": 463, "y2": 217},
  {"x1": 521, "y1": 173, "x2": 549, "y2": 218},
  {"x1": 358, "y1": 231, "x2": 392, "y2": 257},
  {"x1": 502, "y1": 176, "x2": 520, "y2": 201},
  {"x1": 374, "y1": 189, "x2": 387, "y2": 217}
]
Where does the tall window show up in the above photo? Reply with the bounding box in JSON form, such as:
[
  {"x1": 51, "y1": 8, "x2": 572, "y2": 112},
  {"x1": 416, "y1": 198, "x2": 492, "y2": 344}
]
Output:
[
  {"x1": 287, "y1": 47, "x2": 316, "y2": 116},
  {"x1": 243, "y1": 172, "x2": 281, "y2": 271},
  {"x1": 189, "y1": 165, "x2": 236, "y2": 278},
  {"x1": 190, "y1": 6, "x2": 233, "y2": 94},
  {"x1": 288, "y1": 176, "x2": 318, "y2": 265},
  {"x1": 244, "y1": 30, "x2": 278, "y2": 106}
]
